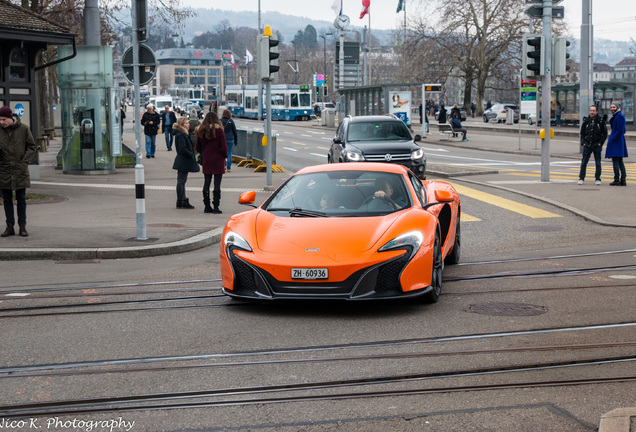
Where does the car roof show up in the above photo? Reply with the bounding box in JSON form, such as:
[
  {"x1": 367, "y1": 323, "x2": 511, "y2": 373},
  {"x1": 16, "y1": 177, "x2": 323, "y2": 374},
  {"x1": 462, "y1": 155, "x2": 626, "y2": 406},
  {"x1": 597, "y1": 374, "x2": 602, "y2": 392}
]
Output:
[
  {"x1": 346, "y1": 115, "x2": 403, "y2": 124},
  {"x1": 295, "y1": 162, "x2": 409, "y2": 176}
]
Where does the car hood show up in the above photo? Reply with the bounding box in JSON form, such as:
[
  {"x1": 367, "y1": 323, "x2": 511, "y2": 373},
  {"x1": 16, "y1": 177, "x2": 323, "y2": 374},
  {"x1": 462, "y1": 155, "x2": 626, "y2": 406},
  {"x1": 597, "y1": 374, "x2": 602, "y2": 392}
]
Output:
[
  {"x1": 254, "y1": 210, "x2": 401, "y2": 254},
  {"x1": 348, "y1": 140, "x2": 417, "y2": 154}
]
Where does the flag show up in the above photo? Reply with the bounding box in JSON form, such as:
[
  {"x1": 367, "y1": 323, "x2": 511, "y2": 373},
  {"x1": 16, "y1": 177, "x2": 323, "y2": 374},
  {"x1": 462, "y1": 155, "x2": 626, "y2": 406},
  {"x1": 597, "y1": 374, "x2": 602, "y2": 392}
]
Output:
[
  {"x1": 360, "y1": 0, "x2": 370, "y2": 19},
  {"x1": 331, "y1": 0, "x2": 342, "y2": 16},
  {"x1": 245, "y1": 49, "x2": 253, "y2": 66},
  {"x1": 230, "y1": 49, "x2": 236, "y2": 69},
  {"x1": 396, "y1": 0, "x2": 404, "y2": 13}
]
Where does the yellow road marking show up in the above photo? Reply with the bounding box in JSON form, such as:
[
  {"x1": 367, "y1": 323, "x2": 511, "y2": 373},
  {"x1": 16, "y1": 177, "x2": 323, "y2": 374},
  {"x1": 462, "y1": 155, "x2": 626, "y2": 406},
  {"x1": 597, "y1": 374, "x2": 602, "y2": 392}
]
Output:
[
  {"x1": 461, "y1": 213, "x2": 481, "y2": 222},
  {"x1": 448, "y1": 182, "x2": 561, "y2": 219},
  {"x1": 292, "y1": 141, "x2": 307, "y2": 146}
]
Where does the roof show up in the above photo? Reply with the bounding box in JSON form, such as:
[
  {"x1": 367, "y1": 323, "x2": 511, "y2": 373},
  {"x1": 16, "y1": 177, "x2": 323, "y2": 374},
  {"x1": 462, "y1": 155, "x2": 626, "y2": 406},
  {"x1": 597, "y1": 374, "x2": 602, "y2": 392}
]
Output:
[{"x1": 0, "y1": 0, "x2": 70, "y2": 35}]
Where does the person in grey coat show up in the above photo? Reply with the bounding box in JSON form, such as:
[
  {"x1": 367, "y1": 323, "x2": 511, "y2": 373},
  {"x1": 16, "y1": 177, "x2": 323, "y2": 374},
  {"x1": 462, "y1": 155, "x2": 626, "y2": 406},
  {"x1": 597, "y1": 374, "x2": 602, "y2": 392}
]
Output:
[
  {"x1": 172, "y1": 117, "x2": 200, "y2": 209},
  {"x1": 0, "y1": 106, "x2": 36, "y2": 237}
]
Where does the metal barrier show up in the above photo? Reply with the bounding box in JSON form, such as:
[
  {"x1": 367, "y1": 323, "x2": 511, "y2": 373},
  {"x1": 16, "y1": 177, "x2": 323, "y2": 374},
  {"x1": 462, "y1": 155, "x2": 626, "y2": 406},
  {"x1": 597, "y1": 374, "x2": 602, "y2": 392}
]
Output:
[{"x1": 234, "y1": 127, "x2": 283, "y2": 172}]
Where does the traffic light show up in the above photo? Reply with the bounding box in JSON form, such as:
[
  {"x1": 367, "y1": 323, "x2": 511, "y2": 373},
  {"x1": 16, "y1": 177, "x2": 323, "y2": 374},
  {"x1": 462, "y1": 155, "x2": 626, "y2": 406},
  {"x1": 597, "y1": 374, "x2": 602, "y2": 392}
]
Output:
[
  {"x1": 522, "y1": 33, "x2": 545, "y2": 80},
  {"x1": 324, "y1": 86, "x2": 328, "y2": 96},
  {"x1": 552, "y1": 37, "x2": 571, "y2": 76},
  {"x1": 257, "y1": 25, "x2": 279, "y2": 81}
]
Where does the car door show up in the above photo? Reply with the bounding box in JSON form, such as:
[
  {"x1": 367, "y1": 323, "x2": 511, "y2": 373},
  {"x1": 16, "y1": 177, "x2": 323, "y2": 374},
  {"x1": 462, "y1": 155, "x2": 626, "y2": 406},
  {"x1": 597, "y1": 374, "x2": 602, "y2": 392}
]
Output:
[{"x1": 330, "y1": 121, "x2": 346, "y2": 162}]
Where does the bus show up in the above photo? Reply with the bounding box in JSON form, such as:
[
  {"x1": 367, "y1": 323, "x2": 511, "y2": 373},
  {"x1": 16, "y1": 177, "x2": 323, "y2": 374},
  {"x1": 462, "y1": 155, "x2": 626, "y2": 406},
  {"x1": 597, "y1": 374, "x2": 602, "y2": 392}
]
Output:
[{"x1": 224, "y1": 84, "x2": 313, "y2": 121}]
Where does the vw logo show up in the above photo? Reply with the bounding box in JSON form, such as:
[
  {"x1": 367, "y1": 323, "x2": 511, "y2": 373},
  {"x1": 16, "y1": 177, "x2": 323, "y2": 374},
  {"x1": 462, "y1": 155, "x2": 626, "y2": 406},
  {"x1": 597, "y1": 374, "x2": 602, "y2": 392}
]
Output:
[{"x1": 384, "y1": 154, "x2": 392, "y2": 161}]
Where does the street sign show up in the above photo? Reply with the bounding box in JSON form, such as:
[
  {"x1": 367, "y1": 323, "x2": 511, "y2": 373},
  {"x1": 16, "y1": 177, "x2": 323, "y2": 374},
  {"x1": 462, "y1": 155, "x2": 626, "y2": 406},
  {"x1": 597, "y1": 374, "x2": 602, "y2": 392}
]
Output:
[
  {"x1": 122, "y1": 44, "x2": 156, "y2": 85},
  {"x1": 525, "y1": 5, "x2": 564, "y2": 19}
]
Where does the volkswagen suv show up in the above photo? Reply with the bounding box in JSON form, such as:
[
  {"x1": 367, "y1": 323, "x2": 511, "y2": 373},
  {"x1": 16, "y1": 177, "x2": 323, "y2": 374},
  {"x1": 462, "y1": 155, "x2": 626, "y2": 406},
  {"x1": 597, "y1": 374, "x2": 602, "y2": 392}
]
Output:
[{"x1": 328, "y1": 115, "x2": 426, "y2": 179}]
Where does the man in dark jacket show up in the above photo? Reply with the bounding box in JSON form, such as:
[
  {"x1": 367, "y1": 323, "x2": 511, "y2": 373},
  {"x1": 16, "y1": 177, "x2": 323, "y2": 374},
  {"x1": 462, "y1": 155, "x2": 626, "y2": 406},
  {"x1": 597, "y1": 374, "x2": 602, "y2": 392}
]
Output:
[
  {"x1": 0, "y1": 106, "x2": 36, "y2": 237},
  {"x1": 578, "y1": 105, "x2": 608, "y2": 185},
  {"x1": 141, "y1": 105, "x2": 161, "y2": 158},
  {"x1": 161, "y1": 105, "x2": 178, "y2": 151}
]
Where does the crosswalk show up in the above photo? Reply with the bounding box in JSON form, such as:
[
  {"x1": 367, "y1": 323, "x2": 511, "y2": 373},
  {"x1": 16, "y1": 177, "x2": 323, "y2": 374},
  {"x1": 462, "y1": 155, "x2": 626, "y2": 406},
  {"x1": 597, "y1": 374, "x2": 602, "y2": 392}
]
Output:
[{"x1": 496, "y1": 162, "x2": 636, "y2": 184}]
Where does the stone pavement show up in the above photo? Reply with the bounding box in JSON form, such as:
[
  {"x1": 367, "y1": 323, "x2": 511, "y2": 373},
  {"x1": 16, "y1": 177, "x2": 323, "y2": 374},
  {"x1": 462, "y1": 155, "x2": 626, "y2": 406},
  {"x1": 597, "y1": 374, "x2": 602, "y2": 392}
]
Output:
[{"x1": 0, "y1": 116, "x2": 634, "y2": 260}]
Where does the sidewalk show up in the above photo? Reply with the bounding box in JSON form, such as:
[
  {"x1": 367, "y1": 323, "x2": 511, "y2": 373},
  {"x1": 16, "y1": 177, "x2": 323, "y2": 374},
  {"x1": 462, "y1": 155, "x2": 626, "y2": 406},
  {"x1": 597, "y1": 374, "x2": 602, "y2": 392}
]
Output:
[{"x1": 0, "y1": 117, "x2": 634, "y2": 261}]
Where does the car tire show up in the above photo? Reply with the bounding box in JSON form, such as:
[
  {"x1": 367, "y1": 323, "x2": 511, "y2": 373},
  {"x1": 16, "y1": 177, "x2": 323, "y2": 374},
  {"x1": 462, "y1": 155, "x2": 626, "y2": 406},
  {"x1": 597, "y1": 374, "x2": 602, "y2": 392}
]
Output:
[
  {"x1": 444, "y1": 210, "x2": 461, "y2": 265},
  {"x1": 483, "y1": 116, "x2": 489, "y2": 123},
  {"x1": 528, "y1": 118, "x2": 533, "y2": 125},
  {"x1": 422, "y1": 231, "x2": 443, "y2": 303}
]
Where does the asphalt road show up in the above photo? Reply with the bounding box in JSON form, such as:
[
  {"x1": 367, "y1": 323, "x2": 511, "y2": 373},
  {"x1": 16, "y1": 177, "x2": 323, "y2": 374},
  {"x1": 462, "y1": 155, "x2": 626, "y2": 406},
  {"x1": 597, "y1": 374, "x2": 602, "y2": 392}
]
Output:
[{"x1": 1, "y1": 122, "x2": 635, "y2": 432}]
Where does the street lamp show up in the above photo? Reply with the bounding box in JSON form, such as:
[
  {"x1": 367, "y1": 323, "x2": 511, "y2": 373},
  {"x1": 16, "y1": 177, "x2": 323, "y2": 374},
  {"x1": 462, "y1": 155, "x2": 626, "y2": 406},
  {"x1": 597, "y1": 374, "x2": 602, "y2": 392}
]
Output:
[{"x1": 319, "y1": 32, "x2": 333, "y2": 103}]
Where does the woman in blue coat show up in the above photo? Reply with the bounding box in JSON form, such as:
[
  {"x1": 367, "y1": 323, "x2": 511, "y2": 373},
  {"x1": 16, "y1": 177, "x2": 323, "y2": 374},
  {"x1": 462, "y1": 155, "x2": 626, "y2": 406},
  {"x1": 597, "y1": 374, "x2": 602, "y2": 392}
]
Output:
[
  {"x1": 605, "y1": 102, "x2": 628, "y2": 186},
  {"x1": 172, "y1": 117, "x2": 200, "y2": 208}
]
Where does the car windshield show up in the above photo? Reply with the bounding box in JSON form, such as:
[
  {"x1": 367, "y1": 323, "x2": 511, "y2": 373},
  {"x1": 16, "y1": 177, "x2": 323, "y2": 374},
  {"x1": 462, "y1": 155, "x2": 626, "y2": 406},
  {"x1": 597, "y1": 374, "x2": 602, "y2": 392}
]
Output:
[
  {"x1": 264, "y1": 171, "x2": 411, "y2": 217},
  {"x1": 347, "y1": 121, "x2": 411, "y2": 142}
]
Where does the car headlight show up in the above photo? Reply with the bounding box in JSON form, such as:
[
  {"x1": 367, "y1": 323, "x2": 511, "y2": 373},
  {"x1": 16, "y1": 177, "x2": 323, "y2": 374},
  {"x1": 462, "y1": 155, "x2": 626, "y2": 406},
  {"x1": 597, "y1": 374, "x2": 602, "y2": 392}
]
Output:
[
  {"x1": 411, "y1": 148, "x2": 424, "y2": 160},
  {"x1": 378, "y1": 231, "x2": 423, "y2": 260},
  {"x1": 224, "y1": 231, "x2": 252, "y2": 252},
  {"x1": 345, "y1": 150, "x2": 365, "y2": 161}
]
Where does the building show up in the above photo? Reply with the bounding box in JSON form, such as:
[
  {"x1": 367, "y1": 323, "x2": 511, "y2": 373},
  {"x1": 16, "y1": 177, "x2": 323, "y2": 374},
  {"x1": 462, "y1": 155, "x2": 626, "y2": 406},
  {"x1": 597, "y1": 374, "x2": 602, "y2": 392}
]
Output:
[
  {"x1": 613, "y1": 57, "x2": 636, "y2": 81},
  {"x1": 153, "y1": 48, "x2": 237, "y2": 105}
]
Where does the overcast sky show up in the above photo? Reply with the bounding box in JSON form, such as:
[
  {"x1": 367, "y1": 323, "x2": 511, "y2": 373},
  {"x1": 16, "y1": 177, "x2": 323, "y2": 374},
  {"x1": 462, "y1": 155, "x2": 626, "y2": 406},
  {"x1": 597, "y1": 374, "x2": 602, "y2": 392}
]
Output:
[{"x1": 190, "y1": 0, "x2": 635, "y2": 42}]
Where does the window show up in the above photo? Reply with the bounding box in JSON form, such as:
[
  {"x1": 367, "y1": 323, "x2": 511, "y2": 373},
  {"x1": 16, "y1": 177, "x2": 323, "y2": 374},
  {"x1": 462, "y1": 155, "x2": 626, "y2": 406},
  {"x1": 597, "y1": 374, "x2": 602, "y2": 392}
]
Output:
[
  {"x1": 299, "y1": 93, "x2": 311, "y2": 107},
  {"x1": 175, "y1": 76, "x2": 187, "y2": 85},
  {"x1": 245, "y1": 97, "x2": 252, "y2": 109},
  {"x1": 207, "y1": 69, "x2": 220, "y2": 76},
  {"x1": 207, "y1": 76, "x2": 219, "y2": 84},
  {"x1": 272, "y1": 94, "x2": 284, "y2": 106},
  {"x1": 175, "y1": 68, "x2": 187, "y2": 76},
  {"x1": 226, "y1": 93, "x2": 239, "y2": 104},
  {"x1": 290, "y1": 93, "x2": 299, "y2": 107},
  {"x1": 9, "y1": 48, "x2": 27, "y2": 81},
  {"x1": 189, "y1": 68, "x2": 205, "y2": 76}
]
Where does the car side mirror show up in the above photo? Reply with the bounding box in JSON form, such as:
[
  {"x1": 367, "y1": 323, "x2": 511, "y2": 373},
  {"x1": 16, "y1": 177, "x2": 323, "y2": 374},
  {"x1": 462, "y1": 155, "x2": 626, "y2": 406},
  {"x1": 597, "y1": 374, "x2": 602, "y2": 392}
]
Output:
[
  {"x1": 238, "y1": 191, "x2": 256, "y2": 206},
  {"x1": 333, "y1": 136, "x2": 342, "y2": 144},
  {"x1": 414, "y1": 134, "x2": 422, "y2": 142},
  {"x1": 434, "y1": 189, "x2": 454, "y2": 202}
]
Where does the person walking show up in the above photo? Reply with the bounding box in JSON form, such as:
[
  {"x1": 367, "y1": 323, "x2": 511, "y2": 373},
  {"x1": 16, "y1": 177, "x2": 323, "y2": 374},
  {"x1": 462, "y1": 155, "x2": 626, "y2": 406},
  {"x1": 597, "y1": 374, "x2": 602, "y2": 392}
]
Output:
[
  {"x1": 578, "y1": 105, "x2": 608, "y2": 186},
  {"x1": 605, "y1": 102, "x2": 628, "y2": 186},
  {"x1": 172, "y1": 117, "x2": 199, "y2": 209},
  {"x1": 0, "y1": 106, "x2": 36, "y2": 237},
  {"x1": 161, "y1": 105, "x2": 177, "y2": 151},
  {"x1": 221, "y1": 109, "x2": 237, "y2": 172},
  {"x1": 141, "y1": 105, "x2": 160, "y2": 158},
  {"x1": 120, "y1": 106, "x2": 126, "y2": 138},
  {"x1": 471, "y1": 102, "x2": 476, "y2": 118},
  {"x1": 195, "y1": 111, "x2": 227, "y2": 214},
  {"x1": 438, "y1": 104, "x2": 447, "y2": 124}
]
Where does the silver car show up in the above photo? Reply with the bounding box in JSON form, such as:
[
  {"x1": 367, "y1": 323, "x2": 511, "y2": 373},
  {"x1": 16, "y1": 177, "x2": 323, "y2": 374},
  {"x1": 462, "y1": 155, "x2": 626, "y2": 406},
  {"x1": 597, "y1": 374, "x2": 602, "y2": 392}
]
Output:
[{"x1": 483, "y1": 104, "x2": 519, "y2": 123}]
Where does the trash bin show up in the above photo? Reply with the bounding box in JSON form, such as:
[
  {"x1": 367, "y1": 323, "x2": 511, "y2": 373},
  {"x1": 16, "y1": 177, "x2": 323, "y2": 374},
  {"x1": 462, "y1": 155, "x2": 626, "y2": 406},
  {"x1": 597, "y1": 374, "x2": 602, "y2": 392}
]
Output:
[{"x1": 505, "y1": 108, "x2": 514, "y2": 125}]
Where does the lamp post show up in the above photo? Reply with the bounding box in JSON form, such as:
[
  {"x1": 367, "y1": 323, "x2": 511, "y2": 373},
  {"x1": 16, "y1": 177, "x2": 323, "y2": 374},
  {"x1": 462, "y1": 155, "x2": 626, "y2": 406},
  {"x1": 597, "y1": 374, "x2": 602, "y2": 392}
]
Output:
[{"x1": 320, "y1": 33, "x2": 333, "y2": 103}]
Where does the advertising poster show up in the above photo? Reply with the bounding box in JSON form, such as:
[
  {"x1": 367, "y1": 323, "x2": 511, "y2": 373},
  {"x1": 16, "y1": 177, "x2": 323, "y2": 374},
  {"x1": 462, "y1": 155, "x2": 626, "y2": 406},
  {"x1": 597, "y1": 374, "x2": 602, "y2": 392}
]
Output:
[{"x1": 389, "y1": 91, "x2": 411, "y2": 125}]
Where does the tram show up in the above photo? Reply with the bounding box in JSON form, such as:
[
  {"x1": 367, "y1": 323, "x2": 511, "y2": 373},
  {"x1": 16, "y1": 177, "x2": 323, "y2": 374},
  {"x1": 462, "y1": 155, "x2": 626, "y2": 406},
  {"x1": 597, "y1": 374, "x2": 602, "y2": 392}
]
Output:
[
  {"x1": 188, "y1": 87, "x2": 205, "y2": 107},
  {"x1": 224, "y1": 84, "x2": 313, "y2": 121}
]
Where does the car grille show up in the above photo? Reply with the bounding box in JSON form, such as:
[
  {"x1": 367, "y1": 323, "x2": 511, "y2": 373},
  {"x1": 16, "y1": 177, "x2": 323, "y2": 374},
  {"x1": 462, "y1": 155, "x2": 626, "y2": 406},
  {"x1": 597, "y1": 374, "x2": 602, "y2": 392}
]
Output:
[
  {"x1": 364, "y1": 153, "x2": 412, "y2": 162},
  {"x1": 227, "y1": 249, "x2": 411, "y2": 299}
]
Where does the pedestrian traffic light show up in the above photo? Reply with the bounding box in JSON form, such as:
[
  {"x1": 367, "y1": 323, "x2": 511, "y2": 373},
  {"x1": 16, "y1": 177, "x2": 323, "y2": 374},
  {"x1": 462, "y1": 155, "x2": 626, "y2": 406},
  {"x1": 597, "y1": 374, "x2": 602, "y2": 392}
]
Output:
[
  {"x1": 324, "y1": 86, "x2": 328, "y2": 96},
  {"x1": 552, "y1": 37, "x2": 571, "y2": 76},
  {"x1": 522, "y1": 33, "x2": 545, "y2": 80},
  {"x1": 257, "y1": 25, "x2": 279, "y2": 81}
]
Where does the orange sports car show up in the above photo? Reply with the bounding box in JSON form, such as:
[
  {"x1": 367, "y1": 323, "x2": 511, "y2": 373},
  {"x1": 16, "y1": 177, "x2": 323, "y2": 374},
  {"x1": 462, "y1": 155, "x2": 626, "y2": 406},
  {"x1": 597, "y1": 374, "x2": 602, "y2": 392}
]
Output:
[{"x1": 220, "y1": 163, "x2": 461, "y2": 302}]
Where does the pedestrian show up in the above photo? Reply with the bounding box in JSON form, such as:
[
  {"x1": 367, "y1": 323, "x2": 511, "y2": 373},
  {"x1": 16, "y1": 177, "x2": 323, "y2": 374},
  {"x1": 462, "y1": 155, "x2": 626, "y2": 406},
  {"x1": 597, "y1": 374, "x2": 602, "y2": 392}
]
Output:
[
  {"x1": 120, "y1": 106, "x2": 126, "y2": 137},
  {"x1": 195, "y1": 111, "x2": 227, "y2": 214},
  {"x1": 471, "y1": 102, "x2": 476, "y2": 118},
  {"x1": 172, "y1": 117, "x2": 199, "y2": 209},
  {"x1": 578, "y1": 105, "x2": 608, "y2": 186},
  {"x1": 451, "y1": 114, "x2": 469, "y2": 142},
  {"x1": 221, "y1": 109, "x2": 238, "y2": 172},
  {"x1": 438, "y1": 104, "x2": 447, "y2": 124},
  {"x1": 188, "y1": 108, "x2": 200, "y2": 163},
  {"x1": 486, "y1": 100, "x2": 492, "y2": 110},
  {"x1": 450, "y1": 104, "x2": 461, "y2": 120},
  {"x1": 140, "y1": 105, "x2": 160, "y2": 158},
  {"x1": 605, "y1": 102, "x2": 628, "y2": 186},
  {"x1": 0, "y1": 106, "x2": 36, "y2": 237},
  {"x1": 556, "y1": 101, "x2": 563, "y2": 127},
  {"x1": 161, "y1": 105, "x2": 177, "y2": 151}
]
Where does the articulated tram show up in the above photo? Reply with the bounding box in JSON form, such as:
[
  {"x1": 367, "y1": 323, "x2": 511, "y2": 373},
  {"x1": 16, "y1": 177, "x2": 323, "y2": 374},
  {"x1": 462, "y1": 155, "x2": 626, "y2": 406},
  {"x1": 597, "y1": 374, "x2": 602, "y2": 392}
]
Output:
[{"x1": 224, "y1": 84, "x2": 313, "y2": 121}]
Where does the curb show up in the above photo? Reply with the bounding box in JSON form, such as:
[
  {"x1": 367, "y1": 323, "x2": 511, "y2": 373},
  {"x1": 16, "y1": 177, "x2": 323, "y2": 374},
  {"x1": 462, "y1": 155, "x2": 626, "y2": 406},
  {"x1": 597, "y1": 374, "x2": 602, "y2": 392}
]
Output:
[
  {"x1": 598, "y1": 407, "x2": 636, "y2": 432},
  {"x1": 0, "y1": 228, "x2": 224, "y2": 261}
]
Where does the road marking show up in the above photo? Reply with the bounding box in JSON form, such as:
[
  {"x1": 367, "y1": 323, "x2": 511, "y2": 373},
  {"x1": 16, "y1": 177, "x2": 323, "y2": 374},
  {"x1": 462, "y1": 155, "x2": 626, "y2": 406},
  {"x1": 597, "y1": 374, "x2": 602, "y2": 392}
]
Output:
[
  {"x1": 292, "y1": 142, "x2": 307, "y2": 146},
  {"x1": 448, "y1": 182, "x2": 562, "y2": 218},
  {"x1": 304, "y1": 130, "x2": 326, "y2": 135},
  {"x1": 461, "y1": 213, "x2": 481, "y2": 222},
  {"x1": 301, "y1": 134, "x2": 312, "y2": 137},
  {"x1": 283, "y1": 147, "x2": 299, "y2": 152},
  {"x1": 420, "y1": 147, "x2": 449, "y2": 152},
  {"x1": 310, "y1": 153, "x2": 326, "y2": 158},
  {"x1": 322, "y1": 137, "x2": 333, "y2": 140},
  {"x1": 316, "y1": 146, "x2": 329, "y2": 150}
]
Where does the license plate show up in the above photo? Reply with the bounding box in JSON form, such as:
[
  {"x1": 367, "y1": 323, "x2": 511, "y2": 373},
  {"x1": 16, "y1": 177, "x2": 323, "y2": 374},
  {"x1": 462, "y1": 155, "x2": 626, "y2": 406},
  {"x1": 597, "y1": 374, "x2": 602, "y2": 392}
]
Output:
[{"x1": 291, "y1": 268, "x2": 328, "y2": 279}]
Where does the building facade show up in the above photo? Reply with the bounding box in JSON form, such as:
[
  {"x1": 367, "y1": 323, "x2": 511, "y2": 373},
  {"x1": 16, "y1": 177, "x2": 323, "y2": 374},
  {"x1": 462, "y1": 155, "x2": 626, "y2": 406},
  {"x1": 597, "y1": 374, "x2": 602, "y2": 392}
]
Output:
[{"x1": 152, "y1": 48, "x2": 236, "y2": 105}]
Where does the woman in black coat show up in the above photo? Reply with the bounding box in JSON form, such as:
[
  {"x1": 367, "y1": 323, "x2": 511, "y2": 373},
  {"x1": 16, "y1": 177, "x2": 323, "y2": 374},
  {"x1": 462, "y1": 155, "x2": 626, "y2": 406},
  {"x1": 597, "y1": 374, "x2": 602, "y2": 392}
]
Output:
[{"x1": 172, "y1": 116, "x2": 200, "y2": 209}]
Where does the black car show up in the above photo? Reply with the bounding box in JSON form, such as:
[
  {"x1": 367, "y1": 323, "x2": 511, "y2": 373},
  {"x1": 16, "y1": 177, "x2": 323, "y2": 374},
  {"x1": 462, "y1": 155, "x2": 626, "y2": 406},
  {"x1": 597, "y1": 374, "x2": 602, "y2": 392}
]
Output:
[{"x1": 328, "y1": 115, "x2": 426, "y2": 179}]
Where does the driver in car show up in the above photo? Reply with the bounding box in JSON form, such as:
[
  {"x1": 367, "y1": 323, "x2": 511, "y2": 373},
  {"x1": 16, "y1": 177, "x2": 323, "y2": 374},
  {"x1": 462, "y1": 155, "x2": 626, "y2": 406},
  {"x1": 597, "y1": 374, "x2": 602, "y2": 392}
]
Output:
[{"x1": 373, "y1": 177, "x2": 407, "y2": 209}]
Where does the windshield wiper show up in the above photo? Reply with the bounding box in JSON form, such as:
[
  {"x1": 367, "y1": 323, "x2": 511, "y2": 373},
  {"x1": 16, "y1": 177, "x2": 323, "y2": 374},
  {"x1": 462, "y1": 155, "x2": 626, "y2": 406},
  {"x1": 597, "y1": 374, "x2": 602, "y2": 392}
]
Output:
[{"x1": 289, "y1": 208, "x2": 327, "y2": 218}]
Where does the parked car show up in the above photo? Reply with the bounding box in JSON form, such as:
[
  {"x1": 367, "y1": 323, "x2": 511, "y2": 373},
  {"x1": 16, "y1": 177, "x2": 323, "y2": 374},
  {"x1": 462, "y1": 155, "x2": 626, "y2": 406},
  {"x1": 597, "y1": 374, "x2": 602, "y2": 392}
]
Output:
[
  {"x1": 483, "y1": 104, "x2": 519, "y2": 123},
  {"x1": 220, "y1": 163, "x2": 461, "y2": 302},
  {"x1": 328, "y1": 115, "x2": 426, "y2": 179},
  {"x1": 434, "y1": 107, "x2": 467, "y2": 122}
]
